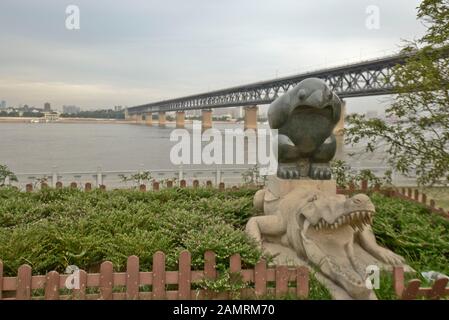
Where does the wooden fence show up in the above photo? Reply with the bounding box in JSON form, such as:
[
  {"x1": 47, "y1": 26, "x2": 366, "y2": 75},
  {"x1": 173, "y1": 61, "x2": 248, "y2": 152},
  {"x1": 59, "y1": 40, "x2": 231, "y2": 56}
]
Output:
[
  {"x1": 337, "y1": 181, "x2": 449, "y2": 219},
  {"x1": 0, "y1": 251, "x2": 309, "y2": 300},
  {"x1": 393, "y1": 266, "x2": 449, "y2": 300}
]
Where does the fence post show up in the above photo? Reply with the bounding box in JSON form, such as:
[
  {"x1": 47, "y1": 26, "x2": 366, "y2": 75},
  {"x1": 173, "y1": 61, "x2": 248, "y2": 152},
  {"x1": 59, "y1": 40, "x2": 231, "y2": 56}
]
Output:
[
  {"x1": 275, "y1": 266, "x2": 289, "y2": 298},
  {"x1": 99, "y1": 261, "x2": 113, "y2": 300},
  {"x1": 421, "y1": 193, "x2": 427, "y2": 205},
  {"x1": 193, "y1": 180, "x2": 199, "y2": 188},
  {"x1": 204, "y1": 251, "x2": 217, "y2": 299},
  {"x1": 45, "y1": 271, "x2": 60, "y2": 300},
  {"x1": 126, "y1": 256, "x2": 140, "y2": 300},
  {"x1": 206, "y1": 180, "x2": 212, "y2": 188},
  {"x1": 99, "y1": 184, "x2": 106, "y2": 191},
  {"x1": 139, "y1": 184, "x2": 146, "y2": 192},
  {"x1": 96, "y1": 166, "x2": 103, "y2": 187},
  {"x1": 254, "y1": 259, "x2": 267, "y2": 297},
  {"x1": 219, "y1": 182, "x2": 225, "y2": 191},
  {"x1": 178, "y1": 251, "x2": 192, "y2": 300},
  {"x1": 180, "y1": 180, "x2": 186, "y2": 188},
  {"x1": 85, "y1": 182, "x2": 92, "y2": 191},
  {"x1": 0, "y1": 260, "x2": 3, "y2": 299},
  {"x1": 153, "y1": 181, "x2": 160, "y2": 191},
  {"x1": 56, "y1": 181, "x2": 63, "y2": 189},
  {"x1": 70, "y1": 182, "x2": 77, "y2": 189},
  {"x1": 361, "y1": 179, "x2": 368, "y2": 192},
  {"x1": 166, "y1": 180, "x2": 173, "y2": 188},
  {"x1": 414, "y1": 189, "x2": 419, "y2": 201},
  {"x1": 296, "y1": 266, "x2": 309, "y2": 299},
  {"x1": 152, "y1": 251, "x2": 166, "y2": 299},
  {"x1": 16, "y1": 264, "x2": 32, "y2": 300},
  {"x1": 26, "y1": 184, "x2": 33, "y2": 192}
]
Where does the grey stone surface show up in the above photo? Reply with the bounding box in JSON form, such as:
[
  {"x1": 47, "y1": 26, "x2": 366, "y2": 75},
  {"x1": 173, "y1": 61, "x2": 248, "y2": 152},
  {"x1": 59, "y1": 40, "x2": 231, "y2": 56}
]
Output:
[
  {"x1": 246, "y1": 177, "x2": 410, "y2": 300},
  {"x1": 268, "y1": 78, "x2": 342, "y2": 180}
]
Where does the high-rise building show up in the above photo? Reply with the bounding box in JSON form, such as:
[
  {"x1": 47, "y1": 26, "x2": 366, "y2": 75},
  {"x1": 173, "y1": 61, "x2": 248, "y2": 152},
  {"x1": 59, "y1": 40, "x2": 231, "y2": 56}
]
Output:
[
  {"x1": 0, "y1": 100, "x2": 6, "y2": 109},
  {"x1": 62, "y1": 105, "x2": 81, "y2": 114},
  {"x1": 44, "y1": 102, "x2": 51, "y2": 112}
]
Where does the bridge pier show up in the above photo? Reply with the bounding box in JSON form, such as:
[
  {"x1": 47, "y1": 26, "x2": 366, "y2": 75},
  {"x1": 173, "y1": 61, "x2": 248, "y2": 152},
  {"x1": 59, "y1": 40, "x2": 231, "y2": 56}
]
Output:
[
  {"x1": 176, "y1": 111, "x2": 185, "y2": 128},
  {"x1": 333, "y1": 100, "x2": 346, "y2": 135},
  {"x1": 158, "y1": 111, "x2": 166, "y2": 127},
  {"x1": 244, "y1": 105, "x2": 258, "y2": 130},
  {"x1": 145, "y1": 112, "x2": 153, "y2": 126},
  {"x1": 139, "y1": 114, "x2": 146, "y2": 124},
  {"x1": 202, "y1": 109, "x2": 213, "y2": 130},
  {"x1": 131, "y1": 114, "x2": 139, "y2": 123}
]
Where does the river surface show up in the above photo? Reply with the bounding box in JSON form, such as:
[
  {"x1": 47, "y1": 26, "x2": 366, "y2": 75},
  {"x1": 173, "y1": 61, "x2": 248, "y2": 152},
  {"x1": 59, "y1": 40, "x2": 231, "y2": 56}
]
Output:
[{"x1": 0, "y1": 122, "x2": 392, "y2": 186}]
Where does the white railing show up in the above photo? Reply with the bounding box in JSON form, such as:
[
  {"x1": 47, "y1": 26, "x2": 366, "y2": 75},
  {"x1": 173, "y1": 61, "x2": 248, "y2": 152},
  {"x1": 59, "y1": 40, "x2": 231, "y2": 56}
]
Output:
[
  {"x1": 4, "y1": 165, "x2": 425, "y2": 190},
  {"x1": 7, "y1": 166, "x2": 252, "y2": 190}
]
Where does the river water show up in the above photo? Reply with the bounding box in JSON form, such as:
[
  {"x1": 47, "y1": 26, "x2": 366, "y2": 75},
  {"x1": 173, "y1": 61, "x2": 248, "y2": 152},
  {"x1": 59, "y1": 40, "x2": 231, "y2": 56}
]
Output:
[{"x1": 0, "y1": 122, "x2": 392, "y2": 187}]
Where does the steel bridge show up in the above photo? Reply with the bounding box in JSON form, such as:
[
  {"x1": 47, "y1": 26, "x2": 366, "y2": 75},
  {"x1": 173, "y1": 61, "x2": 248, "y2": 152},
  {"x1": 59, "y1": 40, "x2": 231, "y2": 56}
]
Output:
[{"x1": 127, "y1": 52, "x2": 413, "y2": 115}]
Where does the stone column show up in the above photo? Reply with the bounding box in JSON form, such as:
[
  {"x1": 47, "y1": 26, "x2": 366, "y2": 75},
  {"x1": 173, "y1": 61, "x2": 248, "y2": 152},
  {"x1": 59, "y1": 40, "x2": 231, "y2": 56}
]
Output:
[
  {"x1": 333, "y1": 100, "x2": 346, "y2": 136},
  {"x1": 158, "y1": 111, "x2": 166, "y2": 126},
  {"x1": 202, "y1": 109, "x2": 213, "y2": 130},
  {"x1": 145, "y1": 112, "x2": 153, "y2": 126},
  {"x1": 244, "y1": 105, "x2": 258, "y2": 130},
  {"x1": 176, "y1": 111, "x2": 185, "y2": 128}
]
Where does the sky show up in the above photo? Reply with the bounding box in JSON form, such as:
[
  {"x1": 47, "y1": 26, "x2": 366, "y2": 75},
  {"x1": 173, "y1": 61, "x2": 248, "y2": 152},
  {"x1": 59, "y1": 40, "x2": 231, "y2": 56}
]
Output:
[{"x1": 0, "y1": 0, "x2": 426, "y2": 113}]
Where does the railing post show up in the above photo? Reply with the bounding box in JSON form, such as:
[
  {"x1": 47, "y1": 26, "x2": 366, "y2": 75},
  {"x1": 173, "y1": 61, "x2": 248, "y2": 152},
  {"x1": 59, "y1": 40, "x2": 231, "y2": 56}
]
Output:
[
  {"x1": 51, "y1": 166, "x2": 58, "y2": 188},
  {"x1": 179, "y1": 165, "x2": 184, "y2": 182},
  {"x1": 215, "y1": 167, "x2": 221, "y2": 186},
  {"x1": 96, "y1": 166, "x2": 103, "y2": 187}
]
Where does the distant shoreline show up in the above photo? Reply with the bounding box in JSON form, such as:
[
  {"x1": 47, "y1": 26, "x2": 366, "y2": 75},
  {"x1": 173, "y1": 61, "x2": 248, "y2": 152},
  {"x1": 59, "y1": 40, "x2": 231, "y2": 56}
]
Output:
[{"x1": 0, "y1": 117, "x2": 239, "y2": 125}]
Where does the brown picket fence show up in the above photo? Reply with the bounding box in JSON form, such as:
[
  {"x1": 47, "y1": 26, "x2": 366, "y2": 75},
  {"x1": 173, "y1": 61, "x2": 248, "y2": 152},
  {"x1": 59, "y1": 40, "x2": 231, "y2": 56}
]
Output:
[
  {"x1": 393, "y1": 266, "x2": 449, "y2": 300},
  {"x1": 0, "y1": 251, "x2": 309, "y2": 300},
  {"x1": 337, "y1": 181, "x2": 449, "y2": 220}
]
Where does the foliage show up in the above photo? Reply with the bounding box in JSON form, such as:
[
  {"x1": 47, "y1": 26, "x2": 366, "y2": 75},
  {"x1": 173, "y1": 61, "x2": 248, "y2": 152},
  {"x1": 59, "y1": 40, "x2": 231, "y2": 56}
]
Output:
[
  {"x1": 241, "y1": 165, "x2": 267, "y2": 186},
  {"x1": 330, "y1": 160, "x2": 392, "y2": 188},
  {"x1": 0, "y1": 164, "x2": 18, "y2": 187},
  {"x1": 119, "y1": 171, "x2": 153, "y2": 187},
  {"x1": 0, "y1": 187, "x2": 261, "y2": 276},
  {"x1": 0, "y1": 187, "x2": 448, "y2": 299},
  {"x1": 345, "y1": 0, "x2": 449, "y2": 186},
  {"x1": 60, "y1": 109, "x2": 125, "y2": 119}
]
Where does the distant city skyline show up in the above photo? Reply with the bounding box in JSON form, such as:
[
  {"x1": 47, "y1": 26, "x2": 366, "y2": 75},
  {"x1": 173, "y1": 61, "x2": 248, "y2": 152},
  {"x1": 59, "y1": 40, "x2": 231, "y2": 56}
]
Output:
[{"x1": 0, "y1": 0, "x2": 424, "y2": 113}]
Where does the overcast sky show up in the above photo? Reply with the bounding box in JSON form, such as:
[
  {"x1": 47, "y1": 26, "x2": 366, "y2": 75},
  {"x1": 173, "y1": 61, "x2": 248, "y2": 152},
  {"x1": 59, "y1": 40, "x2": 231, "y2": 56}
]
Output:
[{"x1": 0, "y1": 0, "x2": 426, "y2": 112}]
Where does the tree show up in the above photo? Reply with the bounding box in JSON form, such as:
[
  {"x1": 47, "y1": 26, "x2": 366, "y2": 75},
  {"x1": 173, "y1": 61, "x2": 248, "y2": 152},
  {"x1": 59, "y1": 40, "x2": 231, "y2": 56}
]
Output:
[
  {"x1": 345, "y1": 0, "x2": 449, "y2": 186},
  {"x1": 0, "y1": 164, "x2": 18, "y2": 186}
]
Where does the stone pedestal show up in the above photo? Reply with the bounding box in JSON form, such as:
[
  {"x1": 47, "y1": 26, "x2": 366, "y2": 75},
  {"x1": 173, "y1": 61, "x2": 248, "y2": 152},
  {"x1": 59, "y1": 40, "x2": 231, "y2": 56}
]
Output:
[
  {"x1": 244, "y1": 105, "x2": 258, "y2": 130},
  {"x1": 266, "y1": 175, "x2": 337, "y2": 198},
  {"x1": 145, "y1": 112, "x2": 153, "y2": 126},
  {"x1": 176, "y1": 111, "x2": 185, "y2": 128},
  {"x1": 202, "y1": 109, "x2": 213, "y2": 130},
  {"x1": 158, "y1": 112, "x2": 166, "y2": 126}
]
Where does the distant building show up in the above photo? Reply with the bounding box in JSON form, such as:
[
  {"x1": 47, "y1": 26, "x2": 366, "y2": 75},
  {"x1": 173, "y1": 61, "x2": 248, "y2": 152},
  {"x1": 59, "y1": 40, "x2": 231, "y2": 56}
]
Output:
[
  {"x1": 62, "y1": 105, "x2": 81, "y2": 114},
  {"x1": 114, "y1": 106, "x2": 123, "y2": 112},
  {"x1": 43, "y1": 112, "x2": 59, "y2": 122},
  {"x1": 44, "y1": 102, "x2": 51, "y2": 112},
  {"x1": 0, "y1": 100, "x2": 6, "y2": 109}
]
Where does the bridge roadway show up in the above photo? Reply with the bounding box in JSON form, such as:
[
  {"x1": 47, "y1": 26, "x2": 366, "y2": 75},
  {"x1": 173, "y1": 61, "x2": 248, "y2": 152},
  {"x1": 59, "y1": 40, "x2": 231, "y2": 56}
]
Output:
[{"x1": 124, "y1": 51, "x2": 414, "y2": 131}]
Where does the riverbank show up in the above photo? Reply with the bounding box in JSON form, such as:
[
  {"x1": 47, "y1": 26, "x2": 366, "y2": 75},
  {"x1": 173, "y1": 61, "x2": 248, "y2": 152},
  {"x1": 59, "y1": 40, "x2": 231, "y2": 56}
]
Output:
[{"x1": 0, "y1": 117, "x2": 238, "y2": 125}]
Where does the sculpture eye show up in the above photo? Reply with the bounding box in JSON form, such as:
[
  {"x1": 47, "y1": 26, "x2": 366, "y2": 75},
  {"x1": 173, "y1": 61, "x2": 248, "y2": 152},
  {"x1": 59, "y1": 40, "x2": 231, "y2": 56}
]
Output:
[
  {"x1": 354, "y1": 198, "x2": 362, "y2": 204},
  {"x1": 298, "y1": 89, "x2": 306, "y2": 101}
]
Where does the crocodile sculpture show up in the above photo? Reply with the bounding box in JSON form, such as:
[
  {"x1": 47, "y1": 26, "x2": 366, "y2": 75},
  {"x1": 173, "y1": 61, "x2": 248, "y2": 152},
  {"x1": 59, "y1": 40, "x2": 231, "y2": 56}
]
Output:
[
  {"x1": 268, "y1": 77, "x2": 341, "y2": 180},
  {"x1": 245, "y1": 186, "x2": 406, "y2": 299}
]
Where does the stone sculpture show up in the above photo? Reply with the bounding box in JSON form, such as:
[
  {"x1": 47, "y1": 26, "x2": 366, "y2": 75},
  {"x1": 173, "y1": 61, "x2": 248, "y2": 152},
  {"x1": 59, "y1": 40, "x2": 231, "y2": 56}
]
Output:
[
  {"x1": 245, "y1": 78, "x2": 409, "y2": 299},
  {"x1": 246, "y1": 178, "x2": 406, "y2": 299},
  {"x1": 268, "y1": 78, "x2": 341, "y2": 180}
]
